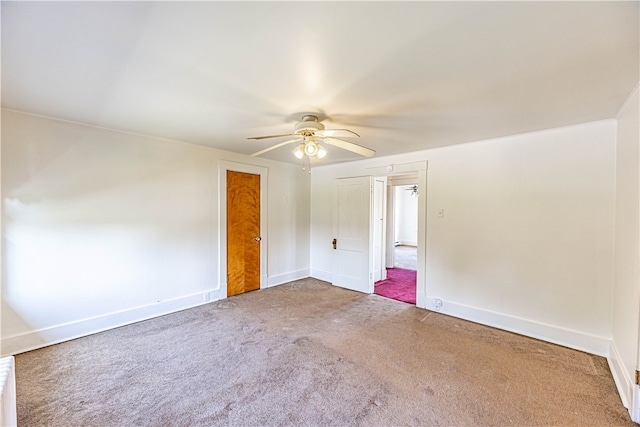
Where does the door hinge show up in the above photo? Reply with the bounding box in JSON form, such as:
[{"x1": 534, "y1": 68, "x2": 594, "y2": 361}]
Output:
[{"x1": 635, "y1": 370, "x2": 640, "y2": 385}]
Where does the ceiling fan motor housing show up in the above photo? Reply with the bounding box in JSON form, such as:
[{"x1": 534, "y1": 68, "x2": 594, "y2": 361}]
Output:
[{"x1": 294, "y1": 115, "x2": 325, "y2": 134}]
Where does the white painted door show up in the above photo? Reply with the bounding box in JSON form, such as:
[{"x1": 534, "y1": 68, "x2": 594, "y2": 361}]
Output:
[
  {"x1": 385, "y1": 183, "x2": 395, "y2": 268},
  {"x1": 332, "y1": 176, "x2": 373, "y2": 293},
  {"x1": 373, "y1": 178, "x2": 387, "y2": 282}
]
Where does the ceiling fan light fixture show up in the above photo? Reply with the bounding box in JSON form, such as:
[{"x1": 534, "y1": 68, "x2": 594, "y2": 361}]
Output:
[
  {"x1": 304, "y1": 140, "x2": 319, "y2": 156},
  {"x1": 249, "y1": 113, "x2": 374, "y2": 162},
  {"x1": 316, "y1": 144, "x2": 327, "y2": 159},
  {"x1": 292, "y1": 144, "x2": 305, "y2": 159}
]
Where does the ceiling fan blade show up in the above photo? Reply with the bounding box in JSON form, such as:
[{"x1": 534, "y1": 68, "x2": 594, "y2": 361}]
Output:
[
  {"x1": 316, "y1": 129, "x2": 360, "y2": 138},
  {"x1": 322, "y1": 137, "x2": 376, "y2": 157},
  {"x1": 247, "y1": 133, "x2": 296, "y2": 140},
  {"x1": 250, "y1": 139, "x2": 302, "y2": 157}
]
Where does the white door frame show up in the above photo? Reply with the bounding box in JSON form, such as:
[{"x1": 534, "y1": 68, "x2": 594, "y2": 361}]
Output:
[
  {"x1": 366, "y1": 161, "x2": 427, "y2": 308},
  {"x1": 218, "y1": 160, "x2": 268, "y2": 300}
]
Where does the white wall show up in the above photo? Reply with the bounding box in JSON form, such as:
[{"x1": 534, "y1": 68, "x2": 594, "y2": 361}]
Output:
[
  {"x1": 610, "y1": 84, "x2": 640, "y2": 413},
  {"x1": 1, "y1": 109, "x2": 310, "y2": 355},
  {"x1": 311, "y1": 119, "x2": 616, "y2": 355}
]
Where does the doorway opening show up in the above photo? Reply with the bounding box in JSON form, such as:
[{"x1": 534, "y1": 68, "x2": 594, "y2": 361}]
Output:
[{"x1": 374, "y1": 175, "x2": 418, "y2": 305}]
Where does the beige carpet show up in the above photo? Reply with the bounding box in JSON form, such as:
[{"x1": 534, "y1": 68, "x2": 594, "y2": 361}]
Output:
[
  {"x1": 15, "y1": 278, "x2": 633, "y2": 426},
  {"x1": 394, "y1": 245, "x2": 417, "y2": 270}
]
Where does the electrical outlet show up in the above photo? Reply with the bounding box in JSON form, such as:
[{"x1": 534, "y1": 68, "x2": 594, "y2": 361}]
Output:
[
  {"x1": 203, "y1": 292, "x2": 211, "y2": 303},
  {"x1": 432, "y1": 298, "x2": 443, "y2": 310}
]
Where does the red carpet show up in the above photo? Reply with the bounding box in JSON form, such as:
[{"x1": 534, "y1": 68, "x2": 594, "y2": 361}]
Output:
[{"x1": 374, "y1": 268, "x2": 416, "y2": 304}]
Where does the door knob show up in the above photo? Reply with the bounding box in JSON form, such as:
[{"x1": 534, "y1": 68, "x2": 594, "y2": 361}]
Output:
[
  {"x1": 254, "y1": 237, "x2": 261, "y2": 241},
  {"x1": 332, "y1": 238, "x2": 337, "y2": 249}
]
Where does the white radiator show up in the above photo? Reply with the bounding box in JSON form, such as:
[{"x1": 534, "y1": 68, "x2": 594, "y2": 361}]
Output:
[{"x1": 0, "y1": 356, "x2": 17, "y2": 427}]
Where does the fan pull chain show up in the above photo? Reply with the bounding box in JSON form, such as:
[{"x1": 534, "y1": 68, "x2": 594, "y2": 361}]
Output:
[{"x1": 301, "y1": 156, "x2": 311, "y2": 174}]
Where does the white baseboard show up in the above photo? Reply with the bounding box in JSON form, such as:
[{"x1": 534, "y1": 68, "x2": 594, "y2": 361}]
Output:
[
  {"x1": 2, "y1": 268, "x2": 314, "y2": 357},
  {"x1": 310, "y1": 268, "x2": 332, "y2": 283},
  {"x1": 426, "y1": 297, "x2": 610, "y2": 356},
  {"x1": 266, "y1": 269, "x2": 310, "y2": 287},
  {"x1": 1, "y1": 289, "x2": 219, "y2": 357},
  {"x1": 607, "y1": 340, "x2": 632, "y2": 409}
]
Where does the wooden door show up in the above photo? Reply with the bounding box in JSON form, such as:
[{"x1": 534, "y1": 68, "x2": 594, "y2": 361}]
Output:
[
  {"x1": 227, "y1": 170, "x2": 261, "y2": 297},
  {"x1": 332, "y1": 176, "x2": 374, "y2": 294}
]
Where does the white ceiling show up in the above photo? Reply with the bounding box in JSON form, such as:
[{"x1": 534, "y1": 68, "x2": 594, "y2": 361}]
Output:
[{"x1": 2, "y1": 1, "x2": 638, "y2": 165}]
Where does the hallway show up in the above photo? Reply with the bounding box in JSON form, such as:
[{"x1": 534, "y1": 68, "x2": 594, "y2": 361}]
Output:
[
  {"x1": 374, "y1": 245, "x2": 417, "y2": 304},
  {"x1": 393, "y1": 245, "x2": 417, "y2": 270}
]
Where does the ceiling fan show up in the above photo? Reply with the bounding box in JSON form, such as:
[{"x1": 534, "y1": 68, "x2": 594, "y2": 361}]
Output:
[{"x1": 248, "y1": 114, "x2": 376, "y2": 160}]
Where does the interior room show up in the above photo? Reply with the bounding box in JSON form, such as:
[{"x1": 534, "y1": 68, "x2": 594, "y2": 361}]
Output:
[{"x1": 1, "y1": 1, "x2": 639, "y2": 425}]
